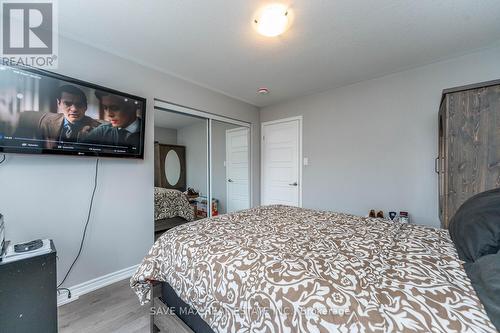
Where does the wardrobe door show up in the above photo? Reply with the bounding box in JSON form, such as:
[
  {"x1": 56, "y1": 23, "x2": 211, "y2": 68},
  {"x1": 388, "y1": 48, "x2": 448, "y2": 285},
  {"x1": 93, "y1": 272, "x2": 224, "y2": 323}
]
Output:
[
  {"x1": 485, "y1": 85, "x2": 500, "y2": 189},
  {"x1": 446, "y1": 86, "x2": 499, "y2": 226}
]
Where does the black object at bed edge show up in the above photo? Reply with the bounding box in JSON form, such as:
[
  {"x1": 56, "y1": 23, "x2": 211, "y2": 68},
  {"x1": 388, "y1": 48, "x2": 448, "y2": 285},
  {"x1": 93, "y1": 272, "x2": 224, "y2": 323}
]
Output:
[{"x1": 449, "y1": 188, "x2": 500, "y2": 331}]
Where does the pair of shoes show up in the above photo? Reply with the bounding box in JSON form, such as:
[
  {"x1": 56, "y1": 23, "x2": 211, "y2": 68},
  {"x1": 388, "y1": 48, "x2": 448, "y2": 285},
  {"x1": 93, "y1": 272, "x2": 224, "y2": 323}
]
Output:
[{"x1": 368, "y1": 210, "x2": 384, "y2": 218}]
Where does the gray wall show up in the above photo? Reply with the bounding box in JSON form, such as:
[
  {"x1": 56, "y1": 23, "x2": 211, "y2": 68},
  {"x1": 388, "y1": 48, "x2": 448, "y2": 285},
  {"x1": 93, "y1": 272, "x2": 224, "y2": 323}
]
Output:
[
  {"x1": 260, "y1": 45, "x2": 500, "y2": 227},
  {"x1": 177, "y1": 121, "x2": 208, "y2": 196},
  {"x1": 154, "y1": 127, "x2": 177, "y2": 145},
  {"x1": 0, "y1": 36, "x2": 259, "y2": 288}
]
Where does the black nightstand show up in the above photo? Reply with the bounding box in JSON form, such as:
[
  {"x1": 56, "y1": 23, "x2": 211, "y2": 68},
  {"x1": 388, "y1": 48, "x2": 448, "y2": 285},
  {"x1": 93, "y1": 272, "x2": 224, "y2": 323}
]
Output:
[{"x1": 0, "y1": 240, "x2": 57, "y2": 333}]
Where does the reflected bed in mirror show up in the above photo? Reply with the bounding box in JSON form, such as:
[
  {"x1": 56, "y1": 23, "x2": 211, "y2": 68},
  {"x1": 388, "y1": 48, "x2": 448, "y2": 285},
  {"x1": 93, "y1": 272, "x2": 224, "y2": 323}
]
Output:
[{"x1": 154, "y1": 143, "x2": 193, "y2": 239}]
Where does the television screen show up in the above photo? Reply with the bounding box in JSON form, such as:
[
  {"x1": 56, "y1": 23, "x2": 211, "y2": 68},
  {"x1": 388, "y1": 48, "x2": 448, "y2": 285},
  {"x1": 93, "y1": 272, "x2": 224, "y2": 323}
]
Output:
[{"x1": 0, "y1": 64, "x2": 146, "y2": 158}]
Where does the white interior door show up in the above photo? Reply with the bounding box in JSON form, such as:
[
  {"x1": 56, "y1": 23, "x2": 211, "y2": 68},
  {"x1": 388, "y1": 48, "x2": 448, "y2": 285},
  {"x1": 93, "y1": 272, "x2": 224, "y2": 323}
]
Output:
[
  {"x1": 261, "y1": 117, "x2": 301, "y2": 206},
  {"x1": 226, "y1": 127, "x2": 250, "y2": 213}
]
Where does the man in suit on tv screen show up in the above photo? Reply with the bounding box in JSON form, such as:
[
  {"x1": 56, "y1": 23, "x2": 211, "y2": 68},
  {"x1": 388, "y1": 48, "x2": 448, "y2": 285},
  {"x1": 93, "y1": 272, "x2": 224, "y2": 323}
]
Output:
[
  {"x1": 38, "y1": 85, "x2": 100, "y2": 147},
  {"x1": 84, "y1": 91, "x2": 142, "y2": 150}
]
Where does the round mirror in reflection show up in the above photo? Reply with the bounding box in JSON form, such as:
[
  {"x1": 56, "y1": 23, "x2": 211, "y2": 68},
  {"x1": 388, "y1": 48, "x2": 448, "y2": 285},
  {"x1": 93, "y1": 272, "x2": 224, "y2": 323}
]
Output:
[{"x1": 165, "y1": 150, "x2": 181, "y2": 186}]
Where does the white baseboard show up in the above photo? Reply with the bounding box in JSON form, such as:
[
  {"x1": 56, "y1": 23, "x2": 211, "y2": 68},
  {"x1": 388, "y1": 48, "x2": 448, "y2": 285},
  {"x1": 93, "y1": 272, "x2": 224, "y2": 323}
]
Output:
[{"x1": 57, "y1": 264, "x2": 139, "y2": 307}]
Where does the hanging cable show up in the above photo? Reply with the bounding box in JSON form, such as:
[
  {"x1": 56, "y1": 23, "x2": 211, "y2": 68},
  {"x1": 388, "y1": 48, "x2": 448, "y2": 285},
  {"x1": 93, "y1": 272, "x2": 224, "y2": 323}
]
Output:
[{"x1": 57, "y1": 158, "x2": 99, "y2": 297}]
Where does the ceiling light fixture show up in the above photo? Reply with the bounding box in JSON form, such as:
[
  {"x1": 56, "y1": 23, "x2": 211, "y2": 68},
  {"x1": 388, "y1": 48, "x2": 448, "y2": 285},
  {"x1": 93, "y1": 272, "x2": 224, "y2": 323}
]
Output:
[{"x1": 254, "y1": 4, "x2": 290, "y2": 37}]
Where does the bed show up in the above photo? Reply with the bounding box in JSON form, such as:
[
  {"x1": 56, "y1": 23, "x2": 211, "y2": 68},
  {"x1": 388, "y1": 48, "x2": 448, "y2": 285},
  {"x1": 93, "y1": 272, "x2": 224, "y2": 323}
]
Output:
[
  {"x1": 132, "y1": 205, "x2": 497, "y2": 332},
  {"x1": 154, "y1": 187, "x2": 194, "y2": 237}
]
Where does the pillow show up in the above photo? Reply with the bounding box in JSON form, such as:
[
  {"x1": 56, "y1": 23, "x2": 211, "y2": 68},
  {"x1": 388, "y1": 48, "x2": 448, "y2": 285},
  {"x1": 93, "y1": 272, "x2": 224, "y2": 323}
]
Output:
[
  {"x1": 464, "y1": 250, "x2": 500, "y2": 331},
  {"x1": 449, "y1": 188, "x2": 500, "y2": 262}
]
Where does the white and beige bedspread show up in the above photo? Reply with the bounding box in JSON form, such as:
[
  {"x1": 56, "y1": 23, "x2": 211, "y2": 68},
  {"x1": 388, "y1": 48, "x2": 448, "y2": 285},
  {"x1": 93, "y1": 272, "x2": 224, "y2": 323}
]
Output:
[
  {"x1": 154, "y1": 187, "x2": 194, "y2": 221},
  {"x1": 131, "y1": 205, "x2": 496, "y2": 332}
]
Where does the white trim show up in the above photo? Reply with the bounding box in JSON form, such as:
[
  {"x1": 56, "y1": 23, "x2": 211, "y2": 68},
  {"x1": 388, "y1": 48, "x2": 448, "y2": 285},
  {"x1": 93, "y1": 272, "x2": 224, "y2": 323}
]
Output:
[
  {"x1": 261, "y1": 116, "x2": 303, "y2": 207},
  {"x1": 225, "y1": 127, "x2": 230, "y2": 212},
  {"x1": 208, "y1": 119, "x2": 212, "y2": 217},
  {"x1": 249, "y1": 124, "x2": 254, "y2": 207},
  {"x1": 260, "y1": 124, "x2": 264, "y2": 207},
  {"x1": 57, "y1": 264, "x2": 139, "y2": 307},
  {"x1": 298, "y1": 117, "x2": 303, "y2": 207}
]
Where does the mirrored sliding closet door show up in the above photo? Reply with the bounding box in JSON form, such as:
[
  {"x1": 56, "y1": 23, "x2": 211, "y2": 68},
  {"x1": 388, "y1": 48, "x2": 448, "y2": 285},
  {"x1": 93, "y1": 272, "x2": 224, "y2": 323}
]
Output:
[
  {"x1": 154, "y1": 99, "x2": 251, "y2": 232},
  {"x1": 153, "y1": 108, "x2": 209, "y2": 242}
]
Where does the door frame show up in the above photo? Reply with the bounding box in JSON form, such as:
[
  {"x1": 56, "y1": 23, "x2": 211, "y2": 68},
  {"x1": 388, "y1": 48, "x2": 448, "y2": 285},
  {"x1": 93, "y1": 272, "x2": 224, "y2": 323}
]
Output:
[
  {"x1": 225, "y1": 127, "x2": 250, "y2": 212},
  {"x1": 260, "y1": 116, "x2": 303, "y2": 207}
]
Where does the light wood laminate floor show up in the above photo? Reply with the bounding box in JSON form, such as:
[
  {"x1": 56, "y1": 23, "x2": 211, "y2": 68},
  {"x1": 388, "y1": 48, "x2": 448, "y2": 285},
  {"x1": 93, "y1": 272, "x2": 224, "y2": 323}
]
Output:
[{"x1": 58, "y1": 278, "x2": 149, "y2": 333}]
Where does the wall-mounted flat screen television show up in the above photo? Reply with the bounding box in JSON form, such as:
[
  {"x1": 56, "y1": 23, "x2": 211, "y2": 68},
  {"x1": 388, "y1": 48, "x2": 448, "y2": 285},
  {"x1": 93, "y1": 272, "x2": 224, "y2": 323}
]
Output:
[{"x1": 0, "y1": 64, "x2": 146, "y2": 158}]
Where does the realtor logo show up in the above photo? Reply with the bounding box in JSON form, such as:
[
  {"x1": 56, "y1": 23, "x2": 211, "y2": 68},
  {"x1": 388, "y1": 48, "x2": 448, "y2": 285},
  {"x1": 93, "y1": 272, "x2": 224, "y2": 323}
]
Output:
[{"x1": 1, "y1": 0, "x2": 58, "y2": 68}]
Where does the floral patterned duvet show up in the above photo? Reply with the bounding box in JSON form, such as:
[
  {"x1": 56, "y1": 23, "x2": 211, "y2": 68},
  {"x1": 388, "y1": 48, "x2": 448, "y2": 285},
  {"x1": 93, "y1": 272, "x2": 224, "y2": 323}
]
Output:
[
  {"x1": 132, "y1": 205, "x2": 496, "y2": 333},
  {"x1": 154, "y1": 187, "x2": 194, "y2": 222}
]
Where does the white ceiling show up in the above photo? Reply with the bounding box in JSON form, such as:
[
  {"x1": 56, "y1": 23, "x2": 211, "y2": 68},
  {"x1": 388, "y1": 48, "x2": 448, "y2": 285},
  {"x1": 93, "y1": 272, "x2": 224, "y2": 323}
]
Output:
[
  {"x1": 154, "y1": 109, "x2": 205, "y2": 130},
  {"x1": 60, "y1": 1, "x2": 500, "y2": 107}
]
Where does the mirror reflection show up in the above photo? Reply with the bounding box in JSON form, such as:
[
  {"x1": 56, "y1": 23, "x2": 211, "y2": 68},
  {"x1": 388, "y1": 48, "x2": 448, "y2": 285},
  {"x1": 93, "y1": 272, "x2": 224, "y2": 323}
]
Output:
[
  {"x1": 153, "y1": 108, "x2": 251, "y2": 241},
  {"x1": 153, "y1": 109, "x2": 209, "y2": 240},
  {"x1": 165, "y1": 150, "x2": 181, "y2": 186},
  {"x1": 211, "y1": 120, "x2": 250, "y2": 214}
]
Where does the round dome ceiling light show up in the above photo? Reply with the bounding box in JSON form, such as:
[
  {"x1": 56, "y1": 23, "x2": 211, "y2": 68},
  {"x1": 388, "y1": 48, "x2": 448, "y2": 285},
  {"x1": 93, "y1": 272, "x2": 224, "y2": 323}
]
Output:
[
  {"x1": 257, "y1": 87, "x2": 270, "y2": 95},
  {"x1": 254, "y1": 4, "x2": 290, "y2": 37}
]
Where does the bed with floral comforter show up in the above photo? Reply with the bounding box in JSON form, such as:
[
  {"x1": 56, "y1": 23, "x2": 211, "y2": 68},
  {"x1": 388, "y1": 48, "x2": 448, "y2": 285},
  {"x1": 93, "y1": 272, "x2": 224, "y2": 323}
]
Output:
[
  {"x1": 154, "y1": 187, "x2": 194, "y2": 222},
  {"x1": 132, "y1": 205, "x2": 496, "y2": 332}
]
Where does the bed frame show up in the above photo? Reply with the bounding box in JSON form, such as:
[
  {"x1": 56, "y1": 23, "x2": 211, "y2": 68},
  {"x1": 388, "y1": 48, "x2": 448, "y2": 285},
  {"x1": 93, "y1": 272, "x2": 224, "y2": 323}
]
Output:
[
  {"x1": 150, "y1": 282, "x2": 194, "y2": 333},
  {"x1": 154, "y1": 217, "x2": 190, "y2": 240}
]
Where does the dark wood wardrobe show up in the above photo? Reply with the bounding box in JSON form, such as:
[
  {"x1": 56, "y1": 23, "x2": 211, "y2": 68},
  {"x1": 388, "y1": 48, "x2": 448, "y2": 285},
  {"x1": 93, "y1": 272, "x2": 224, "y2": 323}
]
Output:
[{"x1": 438, "y1": 79, "x2": 500, "y2": 228}]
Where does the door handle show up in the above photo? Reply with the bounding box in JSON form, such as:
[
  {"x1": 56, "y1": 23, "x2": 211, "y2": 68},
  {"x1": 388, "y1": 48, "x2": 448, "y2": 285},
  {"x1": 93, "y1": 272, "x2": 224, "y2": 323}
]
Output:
[
  {"x1": 228, "y1": 179, "x2": 233, "y2": 182},
  {"x1": 435, "y1": 157, "x2": 439, "y2": 174},
  {"x1": 289, "y1": 182, "x2": 298, "y2": 186}
]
